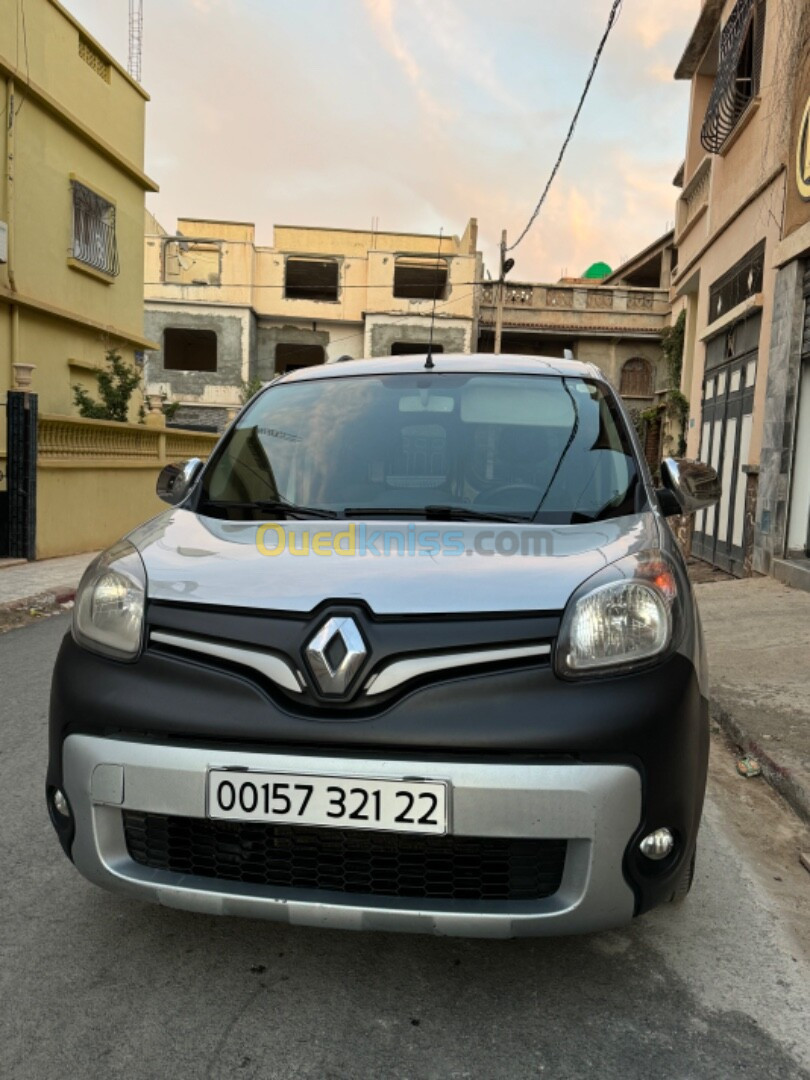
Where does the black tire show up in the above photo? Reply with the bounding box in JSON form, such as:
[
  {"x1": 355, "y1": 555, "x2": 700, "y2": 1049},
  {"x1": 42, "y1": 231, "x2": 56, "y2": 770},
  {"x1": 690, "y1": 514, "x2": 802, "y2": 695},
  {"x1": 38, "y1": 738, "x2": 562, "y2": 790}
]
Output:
[{"x1": 670, "y1": 849, "x2": 696, "y2": 903}]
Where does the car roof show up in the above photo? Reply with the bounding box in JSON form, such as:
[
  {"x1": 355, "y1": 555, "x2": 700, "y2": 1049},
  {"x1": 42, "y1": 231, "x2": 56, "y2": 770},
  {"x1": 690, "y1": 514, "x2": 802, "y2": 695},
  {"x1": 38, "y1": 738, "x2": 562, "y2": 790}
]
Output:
[{"x1": 275, "y1": 353, "x2": 605, "y2": 384}]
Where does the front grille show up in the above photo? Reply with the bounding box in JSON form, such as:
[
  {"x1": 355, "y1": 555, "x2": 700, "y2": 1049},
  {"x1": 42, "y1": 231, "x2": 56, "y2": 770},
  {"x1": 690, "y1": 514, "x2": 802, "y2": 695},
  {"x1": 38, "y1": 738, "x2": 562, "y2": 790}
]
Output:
[{"x1": 123, "y1": 811, "x2": 566, "y2": 902}]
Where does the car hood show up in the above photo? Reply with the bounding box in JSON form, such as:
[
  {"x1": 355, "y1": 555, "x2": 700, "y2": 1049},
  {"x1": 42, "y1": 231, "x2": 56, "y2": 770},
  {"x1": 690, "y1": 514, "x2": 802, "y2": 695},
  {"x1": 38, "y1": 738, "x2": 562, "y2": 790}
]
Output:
[{"x1": 128, "y1": 509, "x2": 662, "y2": 615}]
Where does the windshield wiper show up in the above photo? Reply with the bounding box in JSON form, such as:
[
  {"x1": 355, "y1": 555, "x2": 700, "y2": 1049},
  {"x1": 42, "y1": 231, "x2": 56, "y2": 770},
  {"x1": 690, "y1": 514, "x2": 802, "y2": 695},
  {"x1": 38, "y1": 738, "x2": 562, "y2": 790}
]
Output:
[
  {"x1": 343, "y1": 505, "x2": 532, "y2": 523},
  {"x1": 203, "y1": 499, "x2": 338, "y2": 520}
]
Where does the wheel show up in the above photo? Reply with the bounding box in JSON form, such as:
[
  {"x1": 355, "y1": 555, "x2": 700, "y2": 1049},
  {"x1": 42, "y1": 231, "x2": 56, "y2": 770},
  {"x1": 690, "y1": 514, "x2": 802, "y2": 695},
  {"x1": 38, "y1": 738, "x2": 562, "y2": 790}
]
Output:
[{"x1": 670, "y1": 849, "x2": 696, "y2": 903}]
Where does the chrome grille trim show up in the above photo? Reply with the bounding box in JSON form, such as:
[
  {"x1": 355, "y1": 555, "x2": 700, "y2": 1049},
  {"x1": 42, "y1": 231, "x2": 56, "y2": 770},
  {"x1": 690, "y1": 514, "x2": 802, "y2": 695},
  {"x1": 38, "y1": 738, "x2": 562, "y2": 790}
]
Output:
[
  {"x1": 150, "y1": 631, "x2": 550, "y2": 700},
  {"x1": 364, "y1": 644, "x2": 551, "y2": 696},
  {"x1": 149, "y1": 631, "x2": 304, "y2": 693}
]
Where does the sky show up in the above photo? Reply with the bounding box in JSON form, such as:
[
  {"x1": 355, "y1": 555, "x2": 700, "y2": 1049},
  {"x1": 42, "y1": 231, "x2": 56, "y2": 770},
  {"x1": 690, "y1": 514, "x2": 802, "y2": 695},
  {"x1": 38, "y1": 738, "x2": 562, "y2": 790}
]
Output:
[{"x1": 66, "y1": 0, "x2": 699, "y2": 281}]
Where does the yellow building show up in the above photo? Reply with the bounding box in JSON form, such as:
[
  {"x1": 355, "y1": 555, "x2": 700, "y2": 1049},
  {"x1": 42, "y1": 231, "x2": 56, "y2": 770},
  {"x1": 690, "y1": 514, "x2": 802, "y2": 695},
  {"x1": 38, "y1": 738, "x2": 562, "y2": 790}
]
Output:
[
  {"x1": 0, "y1": 0, "x2": 195, "y2": 562},
  {"x1": 671, "y1": 0, "x2": 810, "y2": 583},
  {"x1": 0, "y1": 0, "x2": 158, "y2": 475},
  {"x1": 144, "y1": 217, "x2": 480, "y2": 429}
]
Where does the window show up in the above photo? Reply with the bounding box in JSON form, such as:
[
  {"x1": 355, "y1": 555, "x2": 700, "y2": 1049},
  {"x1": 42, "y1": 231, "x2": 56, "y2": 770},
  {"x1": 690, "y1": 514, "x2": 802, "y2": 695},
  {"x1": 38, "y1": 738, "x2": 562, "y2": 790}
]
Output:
[
  {"x1": 163, "y1": 328, "x2": 218, "y2": 372},
  {"x1": 620, "y1": 358, "x2": 653, "y2": 398},
  {"x1": 393, "y1": 257, "x2": 448, "y2": 300},
  {"x1": 202, "y1": 373, "x2": 639, "y2": 525},
  {"x1": 163, "y1": 239, "x2": 222, "y2": 286},
  {"x1": 71, "y1": 180, "x2": 119, "y2": 277},
  {"x1": 390, "y1": 342, "x2": 444, "y2": 355},
  {"x1": 701, "y1": 0, "x2": 765, "y2": 154},
  {"x1": 284, "y1": 258, "x2": 339, "y2": 302},
  {"x1": 276, "y1": 343, "x2": 324, "y2": 373},
  {"x1": 707, "y1": 240, "x2": 765, "y2": 325}
]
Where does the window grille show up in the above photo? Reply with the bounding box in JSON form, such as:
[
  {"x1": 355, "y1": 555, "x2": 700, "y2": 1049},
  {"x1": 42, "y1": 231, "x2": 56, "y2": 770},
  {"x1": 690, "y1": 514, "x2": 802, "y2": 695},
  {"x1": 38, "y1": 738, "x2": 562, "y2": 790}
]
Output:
[
  {"x1": 71, "y1": 181, "x2": 119, "y2": 277},
  {"x1": 700, "y1": 0, "x2": 765, "y2": 154},
  {"x1": 78, "y1": 35, "x2": 111, "y2": 83},
  {"x1": 619, "y1": 358, "x2": 653, "y2": 398},
  {"x1": 707, "y1": 240, "x2": 764, "y2": 325}
]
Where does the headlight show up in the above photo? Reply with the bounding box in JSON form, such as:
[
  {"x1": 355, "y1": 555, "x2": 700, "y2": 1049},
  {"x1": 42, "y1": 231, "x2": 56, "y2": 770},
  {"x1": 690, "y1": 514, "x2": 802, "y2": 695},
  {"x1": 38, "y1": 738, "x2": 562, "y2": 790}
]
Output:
[
  {"x1": 72, "y1": 540, "x2": 146, "y2": 660},
  {"x1": 556, "y1": 551, "x2": 681, "y2": 678}
]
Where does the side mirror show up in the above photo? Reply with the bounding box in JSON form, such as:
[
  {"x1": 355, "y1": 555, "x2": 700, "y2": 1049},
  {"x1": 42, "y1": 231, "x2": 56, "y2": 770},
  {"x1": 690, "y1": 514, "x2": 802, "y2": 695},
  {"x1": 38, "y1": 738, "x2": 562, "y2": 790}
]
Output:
[
  {"x1": 156, "y1": 458, "x2": 204, "y2": 506},
  {"x1": 659, "y1": 457, "x2": 721, "y2": 516}
]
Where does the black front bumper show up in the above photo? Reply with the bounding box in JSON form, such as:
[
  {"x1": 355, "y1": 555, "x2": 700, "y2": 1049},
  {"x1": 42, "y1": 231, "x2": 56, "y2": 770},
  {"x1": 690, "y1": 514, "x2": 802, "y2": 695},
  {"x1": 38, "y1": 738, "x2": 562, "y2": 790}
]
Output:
[{"x1": 48, "y1": 631, "x2": 708, "y2": 916}]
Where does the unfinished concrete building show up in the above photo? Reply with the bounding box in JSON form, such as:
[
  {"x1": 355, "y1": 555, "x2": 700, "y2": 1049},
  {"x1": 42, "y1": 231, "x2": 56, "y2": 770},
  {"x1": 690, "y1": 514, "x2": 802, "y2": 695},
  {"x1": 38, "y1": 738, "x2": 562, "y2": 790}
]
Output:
[{"x1": 143, "y1": 216, "x2": 481, "y2": 430}]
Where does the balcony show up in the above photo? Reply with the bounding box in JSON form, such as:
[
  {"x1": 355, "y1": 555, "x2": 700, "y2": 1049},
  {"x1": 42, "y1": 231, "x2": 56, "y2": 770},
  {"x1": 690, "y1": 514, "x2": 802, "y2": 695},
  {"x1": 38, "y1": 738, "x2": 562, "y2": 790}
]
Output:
[
  {"x1": 675, "y1": 156, "x2": 712, "y2": 243},
  {"x1": 478, "y1": 282, "x2": 669, "y2": 337}
]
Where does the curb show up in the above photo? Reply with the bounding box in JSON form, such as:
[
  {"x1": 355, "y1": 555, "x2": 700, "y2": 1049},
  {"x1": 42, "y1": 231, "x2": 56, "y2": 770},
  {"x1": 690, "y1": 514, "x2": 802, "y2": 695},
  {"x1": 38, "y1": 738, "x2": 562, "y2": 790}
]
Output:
[
  {"x1": 0, "y1": 587, "x2": 77, "y2": 626},
  {"x1": 710, "y1": 696, "x2": 810, "y2": 826}
]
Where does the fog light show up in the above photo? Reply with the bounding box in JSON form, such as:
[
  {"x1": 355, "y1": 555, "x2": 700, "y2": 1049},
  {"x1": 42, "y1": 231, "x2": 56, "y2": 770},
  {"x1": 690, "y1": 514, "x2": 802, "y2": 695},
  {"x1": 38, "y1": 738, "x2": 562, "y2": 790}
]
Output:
[
  {"x1": 639, "y1": 827, "x2": 674, "y2": 860},
  {"x1": 53, "y1": 789, "x2": 71, "y2": 818}
]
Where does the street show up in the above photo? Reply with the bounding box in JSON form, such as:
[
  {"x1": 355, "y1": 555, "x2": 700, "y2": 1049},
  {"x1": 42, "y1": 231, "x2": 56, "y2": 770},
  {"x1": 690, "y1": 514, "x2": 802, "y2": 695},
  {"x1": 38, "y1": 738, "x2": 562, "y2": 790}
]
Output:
[{"x1": 2, "y1": 615, "x2": 809, "y2": 1080}]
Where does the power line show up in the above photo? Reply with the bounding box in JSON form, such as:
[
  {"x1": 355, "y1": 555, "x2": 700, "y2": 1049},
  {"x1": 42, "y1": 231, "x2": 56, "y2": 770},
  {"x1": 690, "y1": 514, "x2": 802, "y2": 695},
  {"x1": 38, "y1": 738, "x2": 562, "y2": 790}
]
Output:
[
  {"x1": 14, "y1": 0, "x2": 31, "y2": 116},
  {"x1": 506, "y1": 0, "x2": 623, "y2": 253},
  {"x1": 143, "y1": 292, "x2": 479, "y2": 359},
  {"x1": 144, "y1": 280, "x2": 485, "y2": 290},
  {"x1": 319, "y1": 293, "x2": 477, "y2": 353}
]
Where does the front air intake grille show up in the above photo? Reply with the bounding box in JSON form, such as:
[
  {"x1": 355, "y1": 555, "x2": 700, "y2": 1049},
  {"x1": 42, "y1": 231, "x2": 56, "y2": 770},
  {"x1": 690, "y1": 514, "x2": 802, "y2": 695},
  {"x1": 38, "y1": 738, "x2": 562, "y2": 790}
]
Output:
[{"x1": 123, "y1": 811, "x2": 567, "y2": 902}]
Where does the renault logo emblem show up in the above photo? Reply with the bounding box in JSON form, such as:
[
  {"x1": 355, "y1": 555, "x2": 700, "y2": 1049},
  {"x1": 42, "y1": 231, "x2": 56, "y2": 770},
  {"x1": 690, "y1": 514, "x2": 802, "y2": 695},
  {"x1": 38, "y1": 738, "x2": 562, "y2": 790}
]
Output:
[{"x1": 305, "y1": 616, "x2": 367, "y2": 695}]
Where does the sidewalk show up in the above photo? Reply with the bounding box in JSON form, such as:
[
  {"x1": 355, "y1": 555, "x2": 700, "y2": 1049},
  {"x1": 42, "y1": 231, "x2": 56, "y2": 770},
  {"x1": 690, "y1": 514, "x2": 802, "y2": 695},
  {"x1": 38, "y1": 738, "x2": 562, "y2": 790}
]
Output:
[
  {"x1": 0, "y1": 552, "x2": 97, "y2": 622},
  {"x1": 695, "y1": 575, "x2": 810, "y2": 823}
]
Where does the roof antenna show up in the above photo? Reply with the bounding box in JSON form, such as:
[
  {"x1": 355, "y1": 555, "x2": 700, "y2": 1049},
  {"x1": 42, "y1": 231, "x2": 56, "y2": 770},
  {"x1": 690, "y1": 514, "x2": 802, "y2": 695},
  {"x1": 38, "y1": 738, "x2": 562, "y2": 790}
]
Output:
[{"x1": 425, "y1": 227, "x2": 443, "y2": 370}]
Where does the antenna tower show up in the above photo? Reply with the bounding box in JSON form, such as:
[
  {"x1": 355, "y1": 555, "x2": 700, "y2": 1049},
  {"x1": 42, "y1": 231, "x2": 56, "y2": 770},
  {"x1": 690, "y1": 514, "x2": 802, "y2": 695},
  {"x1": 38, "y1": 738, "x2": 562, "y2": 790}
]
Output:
[{"x1": 128, "y1": 0, "x2": 143, "y2": 83}]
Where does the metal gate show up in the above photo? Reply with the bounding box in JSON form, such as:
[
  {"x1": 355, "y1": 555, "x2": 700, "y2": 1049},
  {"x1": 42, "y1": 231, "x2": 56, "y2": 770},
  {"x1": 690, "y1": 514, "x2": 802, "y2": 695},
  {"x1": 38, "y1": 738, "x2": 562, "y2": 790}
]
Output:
[
  {"x1": 786, "y1": 266, "x2": 810, "y2": 556},
  {"x1": 692, "y1": 313, "x2": 759, "y2": 575},
  {"x1": 0, "y1": 391, "x2": 38, "y2": 559}
]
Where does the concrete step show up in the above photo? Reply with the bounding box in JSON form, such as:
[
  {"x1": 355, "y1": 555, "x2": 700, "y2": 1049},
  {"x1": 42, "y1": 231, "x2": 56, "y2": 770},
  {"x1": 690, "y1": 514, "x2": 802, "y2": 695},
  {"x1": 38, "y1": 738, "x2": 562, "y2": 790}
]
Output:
[{"x1": 772, "y1": 557, "x2": 810, "y2": 594}]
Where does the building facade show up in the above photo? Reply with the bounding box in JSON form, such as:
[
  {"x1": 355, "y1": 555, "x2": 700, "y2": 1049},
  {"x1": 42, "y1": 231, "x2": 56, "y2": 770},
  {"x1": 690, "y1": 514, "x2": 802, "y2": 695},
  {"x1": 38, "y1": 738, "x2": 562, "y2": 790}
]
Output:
[
  {"x1": 672, "y1": 0, "x2": 810, "y2": 584},
  {"x1": 144, "y1": 217, "x2": 481, "y2": 430},
  {"x1": 477, "y1": 233, "x2": 676, "y2": 463},
  {"x1": 0, "y1": 0, "x2": 158, "y2": 475}
]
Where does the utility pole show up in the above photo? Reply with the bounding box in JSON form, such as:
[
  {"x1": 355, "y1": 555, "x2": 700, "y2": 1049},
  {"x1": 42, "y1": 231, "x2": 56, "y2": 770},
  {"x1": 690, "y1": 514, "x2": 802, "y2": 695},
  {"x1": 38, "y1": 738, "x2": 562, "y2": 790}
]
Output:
[{"x1": 493, "y1": 230, "x2": 507, "y2": 356}]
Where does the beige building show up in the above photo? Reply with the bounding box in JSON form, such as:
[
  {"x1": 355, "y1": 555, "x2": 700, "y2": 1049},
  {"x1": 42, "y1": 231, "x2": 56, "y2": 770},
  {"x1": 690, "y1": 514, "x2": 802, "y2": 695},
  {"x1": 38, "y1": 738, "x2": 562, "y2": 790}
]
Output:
[
  {"x1": 477, "y1": 233, "x2": 676, "y2": 462},
  {"x1": 671, "y1": 0, "x2": 810, "y2": 583},
  {"x1": 144, "y1": 217, "x2": 481, "y2": 429}
]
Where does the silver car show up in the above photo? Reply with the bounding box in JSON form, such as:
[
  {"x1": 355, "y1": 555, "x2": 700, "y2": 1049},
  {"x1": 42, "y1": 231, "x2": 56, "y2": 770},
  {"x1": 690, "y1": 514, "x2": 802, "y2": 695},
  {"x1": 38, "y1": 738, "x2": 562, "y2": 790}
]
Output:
[{"x1": 48, "y1": 354, "x2": 720, "y2": 937}]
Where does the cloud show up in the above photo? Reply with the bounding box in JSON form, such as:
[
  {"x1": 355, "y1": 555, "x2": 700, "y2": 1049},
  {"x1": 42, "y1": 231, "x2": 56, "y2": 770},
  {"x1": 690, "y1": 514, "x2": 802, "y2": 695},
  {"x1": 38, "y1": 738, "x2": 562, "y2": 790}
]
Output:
[
  {"x1": 64, "y1": 0, "x2": 695, "y2": 282},
  {"x1": 361, "y1": 0, "x2": 451, "y2": 123},
  {"x1": 409, "y1": 0, "x2": 528, "y2": 115},
  {"x1": 623, "y1": 5, "x2": 697, "y2": 50}
]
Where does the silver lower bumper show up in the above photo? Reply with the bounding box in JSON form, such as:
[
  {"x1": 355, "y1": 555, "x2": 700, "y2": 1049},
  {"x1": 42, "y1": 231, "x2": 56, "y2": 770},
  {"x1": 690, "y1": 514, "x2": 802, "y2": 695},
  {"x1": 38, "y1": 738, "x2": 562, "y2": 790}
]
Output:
[{"x1": 62, "y1": 734, "x2": 641, "y2": 938}]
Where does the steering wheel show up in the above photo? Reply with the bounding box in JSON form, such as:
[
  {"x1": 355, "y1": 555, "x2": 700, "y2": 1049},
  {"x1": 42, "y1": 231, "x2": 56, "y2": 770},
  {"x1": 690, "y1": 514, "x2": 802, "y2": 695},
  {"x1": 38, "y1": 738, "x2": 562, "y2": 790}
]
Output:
[{"x1": 473, "y1": 483, "x2": 544, "y2": 510}]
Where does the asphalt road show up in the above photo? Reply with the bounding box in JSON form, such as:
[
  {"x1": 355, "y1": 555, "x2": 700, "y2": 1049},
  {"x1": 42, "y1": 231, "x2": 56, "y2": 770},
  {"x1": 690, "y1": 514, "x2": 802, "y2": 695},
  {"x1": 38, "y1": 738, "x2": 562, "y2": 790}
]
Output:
[{"x1": 2, "y1": 615, "x2": 809, "y2": 1080}]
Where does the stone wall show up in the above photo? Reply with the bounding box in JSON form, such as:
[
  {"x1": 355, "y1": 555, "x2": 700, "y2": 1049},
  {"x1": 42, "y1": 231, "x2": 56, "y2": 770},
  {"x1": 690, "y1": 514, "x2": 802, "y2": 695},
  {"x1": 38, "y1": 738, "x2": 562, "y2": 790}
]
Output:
[
  {"x1": 256, "y1": 323, "x2": 330, "y2": 381},
  {"x1": 369, "y1": 322, "x2": 468, "y2": 357},
  {"x1": 144, "y1": 307, "x2": 252, "y2": 400},
  {"x1": 753, "y1": 258, "x2": 806, "y2": 573}
]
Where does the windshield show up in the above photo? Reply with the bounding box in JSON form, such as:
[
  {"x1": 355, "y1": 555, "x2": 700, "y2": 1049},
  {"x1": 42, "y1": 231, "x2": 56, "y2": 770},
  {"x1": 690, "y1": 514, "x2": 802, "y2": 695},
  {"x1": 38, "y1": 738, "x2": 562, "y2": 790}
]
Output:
[{"x1": 200, "y1": 372, "x2": 642, "y2": 523}]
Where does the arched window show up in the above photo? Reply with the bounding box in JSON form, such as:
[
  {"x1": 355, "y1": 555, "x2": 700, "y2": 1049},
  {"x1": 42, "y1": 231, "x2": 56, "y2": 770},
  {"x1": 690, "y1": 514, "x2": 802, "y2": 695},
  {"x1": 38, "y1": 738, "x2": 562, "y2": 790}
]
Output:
[{"x1": 620, "y1": 358, "x2": 653, "y2": 398}]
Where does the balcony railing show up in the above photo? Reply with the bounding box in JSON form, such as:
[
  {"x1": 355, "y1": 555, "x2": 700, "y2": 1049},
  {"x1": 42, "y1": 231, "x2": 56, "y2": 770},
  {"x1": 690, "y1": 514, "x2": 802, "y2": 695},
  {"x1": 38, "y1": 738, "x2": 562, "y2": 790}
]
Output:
[
  {"x1": 677, "y1": 157, "x2": 712, "y2": 239},
  {"x1": 479, "y1": 283, "x2": 668, "y2": 320}
]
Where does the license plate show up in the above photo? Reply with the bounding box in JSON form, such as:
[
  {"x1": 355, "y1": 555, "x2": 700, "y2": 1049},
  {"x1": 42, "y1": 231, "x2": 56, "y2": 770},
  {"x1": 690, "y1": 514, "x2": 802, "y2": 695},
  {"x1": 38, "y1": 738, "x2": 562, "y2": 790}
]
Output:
[{"x1": 207, "y1": 770, "x2": 449, "y2": 835}]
